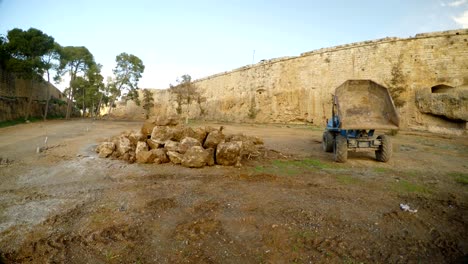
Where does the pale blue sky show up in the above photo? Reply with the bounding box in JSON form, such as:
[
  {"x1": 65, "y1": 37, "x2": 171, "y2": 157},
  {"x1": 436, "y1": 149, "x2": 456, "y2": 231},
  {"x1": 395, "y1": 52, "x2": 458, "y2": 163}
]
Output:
[{"x1": 1, "y1": 0, "x2": 467, "y2": 90}]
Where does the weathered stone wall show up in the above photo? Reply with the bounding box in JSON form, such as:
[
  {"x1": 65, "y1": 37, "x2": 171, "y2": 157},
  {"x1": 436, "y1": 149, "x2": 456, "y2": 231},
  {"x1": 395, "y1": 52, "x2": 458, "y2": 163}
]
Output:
[
  {"x1": 115, "y1": 29, "x2": 468, "y2": 134},
  {"x1": 0, "y1": 66, "x2": 68, "y2": 121}
]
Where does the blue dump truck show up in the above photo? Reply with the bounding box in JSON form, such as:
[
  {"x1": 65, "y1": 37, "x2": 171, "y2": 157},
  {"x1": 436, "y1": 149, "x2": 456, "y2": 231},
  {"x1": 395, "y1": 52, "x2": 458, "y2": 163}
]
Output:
[{"x1": 322, "y1": 80, "x2": 400, "y2": 163}]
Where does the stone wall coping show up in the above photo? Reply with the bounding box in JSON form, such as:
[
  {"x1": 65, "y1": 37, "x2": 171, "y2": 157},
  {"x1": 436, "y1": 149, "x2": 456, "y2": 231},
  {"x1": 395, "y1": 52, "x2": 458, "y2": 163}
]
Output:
[{"x1": 189, "y1": 29, "x2": 467, "y2": 85}]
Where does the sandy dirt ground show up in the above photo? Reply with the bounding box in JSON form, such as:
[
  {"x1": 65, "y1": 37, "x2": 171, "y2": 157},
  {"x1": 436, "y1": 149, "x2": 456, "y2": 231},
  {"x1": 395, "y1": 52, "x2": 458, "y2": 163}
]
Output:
[{"x1": 0, "y1": 119, "x2": 467, "y2": 263}]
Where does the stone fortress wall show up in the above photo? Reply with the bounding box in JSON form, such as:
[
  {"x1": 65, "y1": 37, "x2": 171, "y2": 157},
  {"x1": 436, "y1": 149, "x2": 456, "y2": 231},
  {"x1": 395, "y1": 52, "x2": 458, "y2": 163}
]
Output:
[
  {"x1": 0, "y1": 66, "x2": 67, "y2": 121},
  {"x1": 122, "y1": 29, "x2": 468, "y2": 134}
]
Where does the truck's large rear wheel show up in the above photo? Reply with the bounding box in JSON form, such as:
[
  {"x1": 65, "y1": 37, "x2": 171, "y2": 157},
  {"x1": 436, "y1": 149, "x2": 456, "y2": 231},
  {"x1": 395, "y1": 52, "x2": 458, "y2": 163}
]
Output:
[
  {"x1": 334, "y1": 135, "x2": 348, "y2": 163},
  {"x1": 375, "y1": 135, "x2": 392, "y2": 162},
  {"x1": 322, "y1": 131, "x2": 334, "y2": 152}
]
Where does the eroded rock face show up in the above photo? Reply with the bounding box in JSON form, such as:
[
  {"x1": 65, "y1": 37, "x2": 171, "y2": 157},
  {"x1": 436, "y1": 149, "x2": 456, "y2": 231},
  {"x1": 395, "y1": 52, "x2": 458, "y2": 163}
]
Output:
[
  {"x1": 182, "y1": 146, "x2": 210, "y2": 168},
  {"x1": 97, "y1": 142, "x2": 115, "y2": 158},
  {"x1": 416, "y1": 90, "x2": 468, "y2": 121},
  {"x1": 178, "y1": 137, "x2": 202, "y2": 154},
  {"x1": 204, "y1": 130, "x2": 225, "y2": 149},
  {"x1": 216, "y1": 141, "x2": 242, "y2": 166},
  {"x1": 167, "y1": 151, "x2": 183, "y2": 164}
]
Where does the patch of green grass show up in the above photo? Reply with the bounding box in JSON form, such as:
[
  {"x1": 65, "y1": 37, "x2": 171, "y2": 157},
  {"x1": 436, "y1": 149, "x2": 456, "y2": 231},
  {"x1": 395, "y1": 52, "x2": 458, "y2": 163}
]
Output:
[
  {"x1": 374, "y1": 167, "x2": 388, "y2": 173},
  {"x1": 104, "y1": 250, "x2": 119, "y2": 261},
  {"x1": 290, "y1": 230, "x2": 314, "y2": 252},
  {"x1": 271, "y1": 160, "x2": 301, "y2": 176},
  {"x1": 252, "y1": 158, "x2": 339, "y2": 176},
  {"x1": 0, "y1": 117, "x2": 41, "y2": 128},
  {"x1": 393, "y1": 179, "x2": 430, "y2": 194},
  {"x1": 405, "y1": 170, "x2": 421, "y2": 177},
  {"x1": 254, "y1": 165, "x2": 266, "y2": 173},
  {"x1": 448, "y1": 172, "x2": 468, "y2": 185},
  {"x1": 335, "y1": 175, "x2": 360, "y2": 185}
]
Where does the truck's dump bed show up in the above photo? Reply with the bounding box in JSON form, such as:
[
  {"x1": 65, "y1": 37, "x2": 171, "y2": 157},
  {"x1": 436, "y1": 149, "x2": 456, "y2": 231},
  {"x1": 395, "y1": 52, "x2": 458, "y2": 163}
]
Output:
[{"x1": 335, "y1": 80, "x2": 400, "y2": 130}]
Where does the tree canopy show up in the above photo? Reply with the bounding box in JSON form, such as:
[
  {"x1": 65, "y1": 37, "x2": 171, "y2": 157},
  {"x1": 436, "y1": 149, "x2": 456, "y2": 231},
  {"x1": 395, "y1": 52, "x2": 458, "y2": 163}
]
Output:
[
  {"x1": 56, "y1": 46, "x2": 95, "y2": 119},
  {"x1": 113, "y1": 52, "x2": 145, "y2": 98},
  {"x1": 5, "y1": 27, "x2": 55, "y2": 80},
  {"x1": 1, "y1": 26, "x2": 146, "y2": 120},
  {"x1": 4, "y1": 27, "x2": 55, "y2": 120},
  {"x1": 107, "y1": 52, "x2": 145, "y2": 114}
]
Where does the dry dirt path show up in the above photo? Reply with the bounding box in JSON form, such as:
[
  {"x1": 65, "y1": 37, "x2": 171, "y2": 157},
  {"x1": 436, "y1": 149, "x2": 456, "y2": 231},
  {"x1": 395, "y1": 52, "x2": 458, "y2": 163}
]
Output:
[{"x1": 0, "y1": 119, "x2": 467, "y2": 263}]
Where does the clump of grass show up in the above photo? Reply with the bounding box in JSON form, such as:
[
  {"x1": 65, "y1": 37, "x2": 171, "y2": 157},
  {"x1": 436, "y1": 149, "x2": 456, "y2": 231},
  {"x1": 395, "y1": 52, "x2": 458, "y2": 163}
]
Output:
[
  {"x1": 448, "y1": 172, "x2": 468, "y2": 185},
  {"x1": 393, "y1": 179, "x2": 430, "y2": 194},
  {"x1": 254, "y1": 166, "x2": 266, "y2": 173},
  {"x1": 290, "y1": 230, "x2": 314, "y2": 252}
]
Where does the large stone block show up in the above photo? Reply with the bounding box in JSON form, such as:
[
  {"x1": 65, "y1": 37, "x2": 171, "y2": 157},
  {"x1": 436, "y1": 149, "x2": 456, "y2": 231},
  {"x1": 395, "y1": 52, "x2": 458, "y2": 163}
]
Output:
[
  {"x1": 167, "y1": 151, "x2": 184, "y2": 164},
  {"x1": 96, "y1": 142, "x2": 115, "y2": 158},
  {"x1": 181, "y1": 146, "x2": 210, "y2": 168},
  {"x1": 178, "y1": 137, "x2": 202, "y2": 154},
  {"x1": 136, "y1": 150, "x2": 157, "y2": 164},
  {"x1": 216, "y1": 141, "x2": 243, "y2": 166},
  {"x1": 117, "y1": 136, "x2": 133, "y2": 155},
  {"x1": 151, "y1": 126, "x2": 173, "y2": 144},
  {"x1": 135, "y1": 141, "x2": 148, "y2": 154},
  {"x1": 152, "y1": 149, "x2": 169, "y2": 164},
  {"x1": 203, "y1": 130, "x2": 225, "y2": 149}
]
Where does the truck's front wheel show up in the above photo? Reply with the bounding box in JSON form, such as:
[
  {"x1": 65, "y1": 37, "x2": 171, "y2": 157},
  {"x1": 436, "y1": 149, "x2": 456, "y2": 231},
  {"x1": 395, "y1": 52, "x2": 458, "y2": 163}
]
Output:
[
  {"x1": 334, "y1": 135, "x2": 348, "y2": 163},
  {"x1": 322, "y1": 131, "x2": 334, "y2": 152},
  {"x1": 375, "y1": 135, "x2": 392, "y2": 162}
]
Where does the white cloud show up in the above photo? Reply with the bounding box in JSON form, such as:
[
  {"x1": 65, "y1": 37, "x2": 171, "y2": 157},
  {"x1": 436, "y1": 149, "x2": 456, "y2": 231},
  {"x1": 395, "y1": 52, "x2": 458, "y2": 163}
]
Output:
[
  {"x1": 453, "y1": 10, "x2": 468, "y2": 28},
  {"x1": 448, "y1": 0, "x2": 467, "y2": 7}
]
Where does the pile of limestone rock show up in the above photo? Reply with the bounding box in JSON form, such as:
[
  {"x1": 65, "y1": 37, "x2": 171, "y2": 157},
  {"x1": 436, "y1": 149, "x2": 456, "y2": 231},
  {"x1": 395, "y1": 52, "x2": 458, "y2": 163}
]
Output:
[{"x1": 95, "y1": 117, "x2": 263, "y2": 168}]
